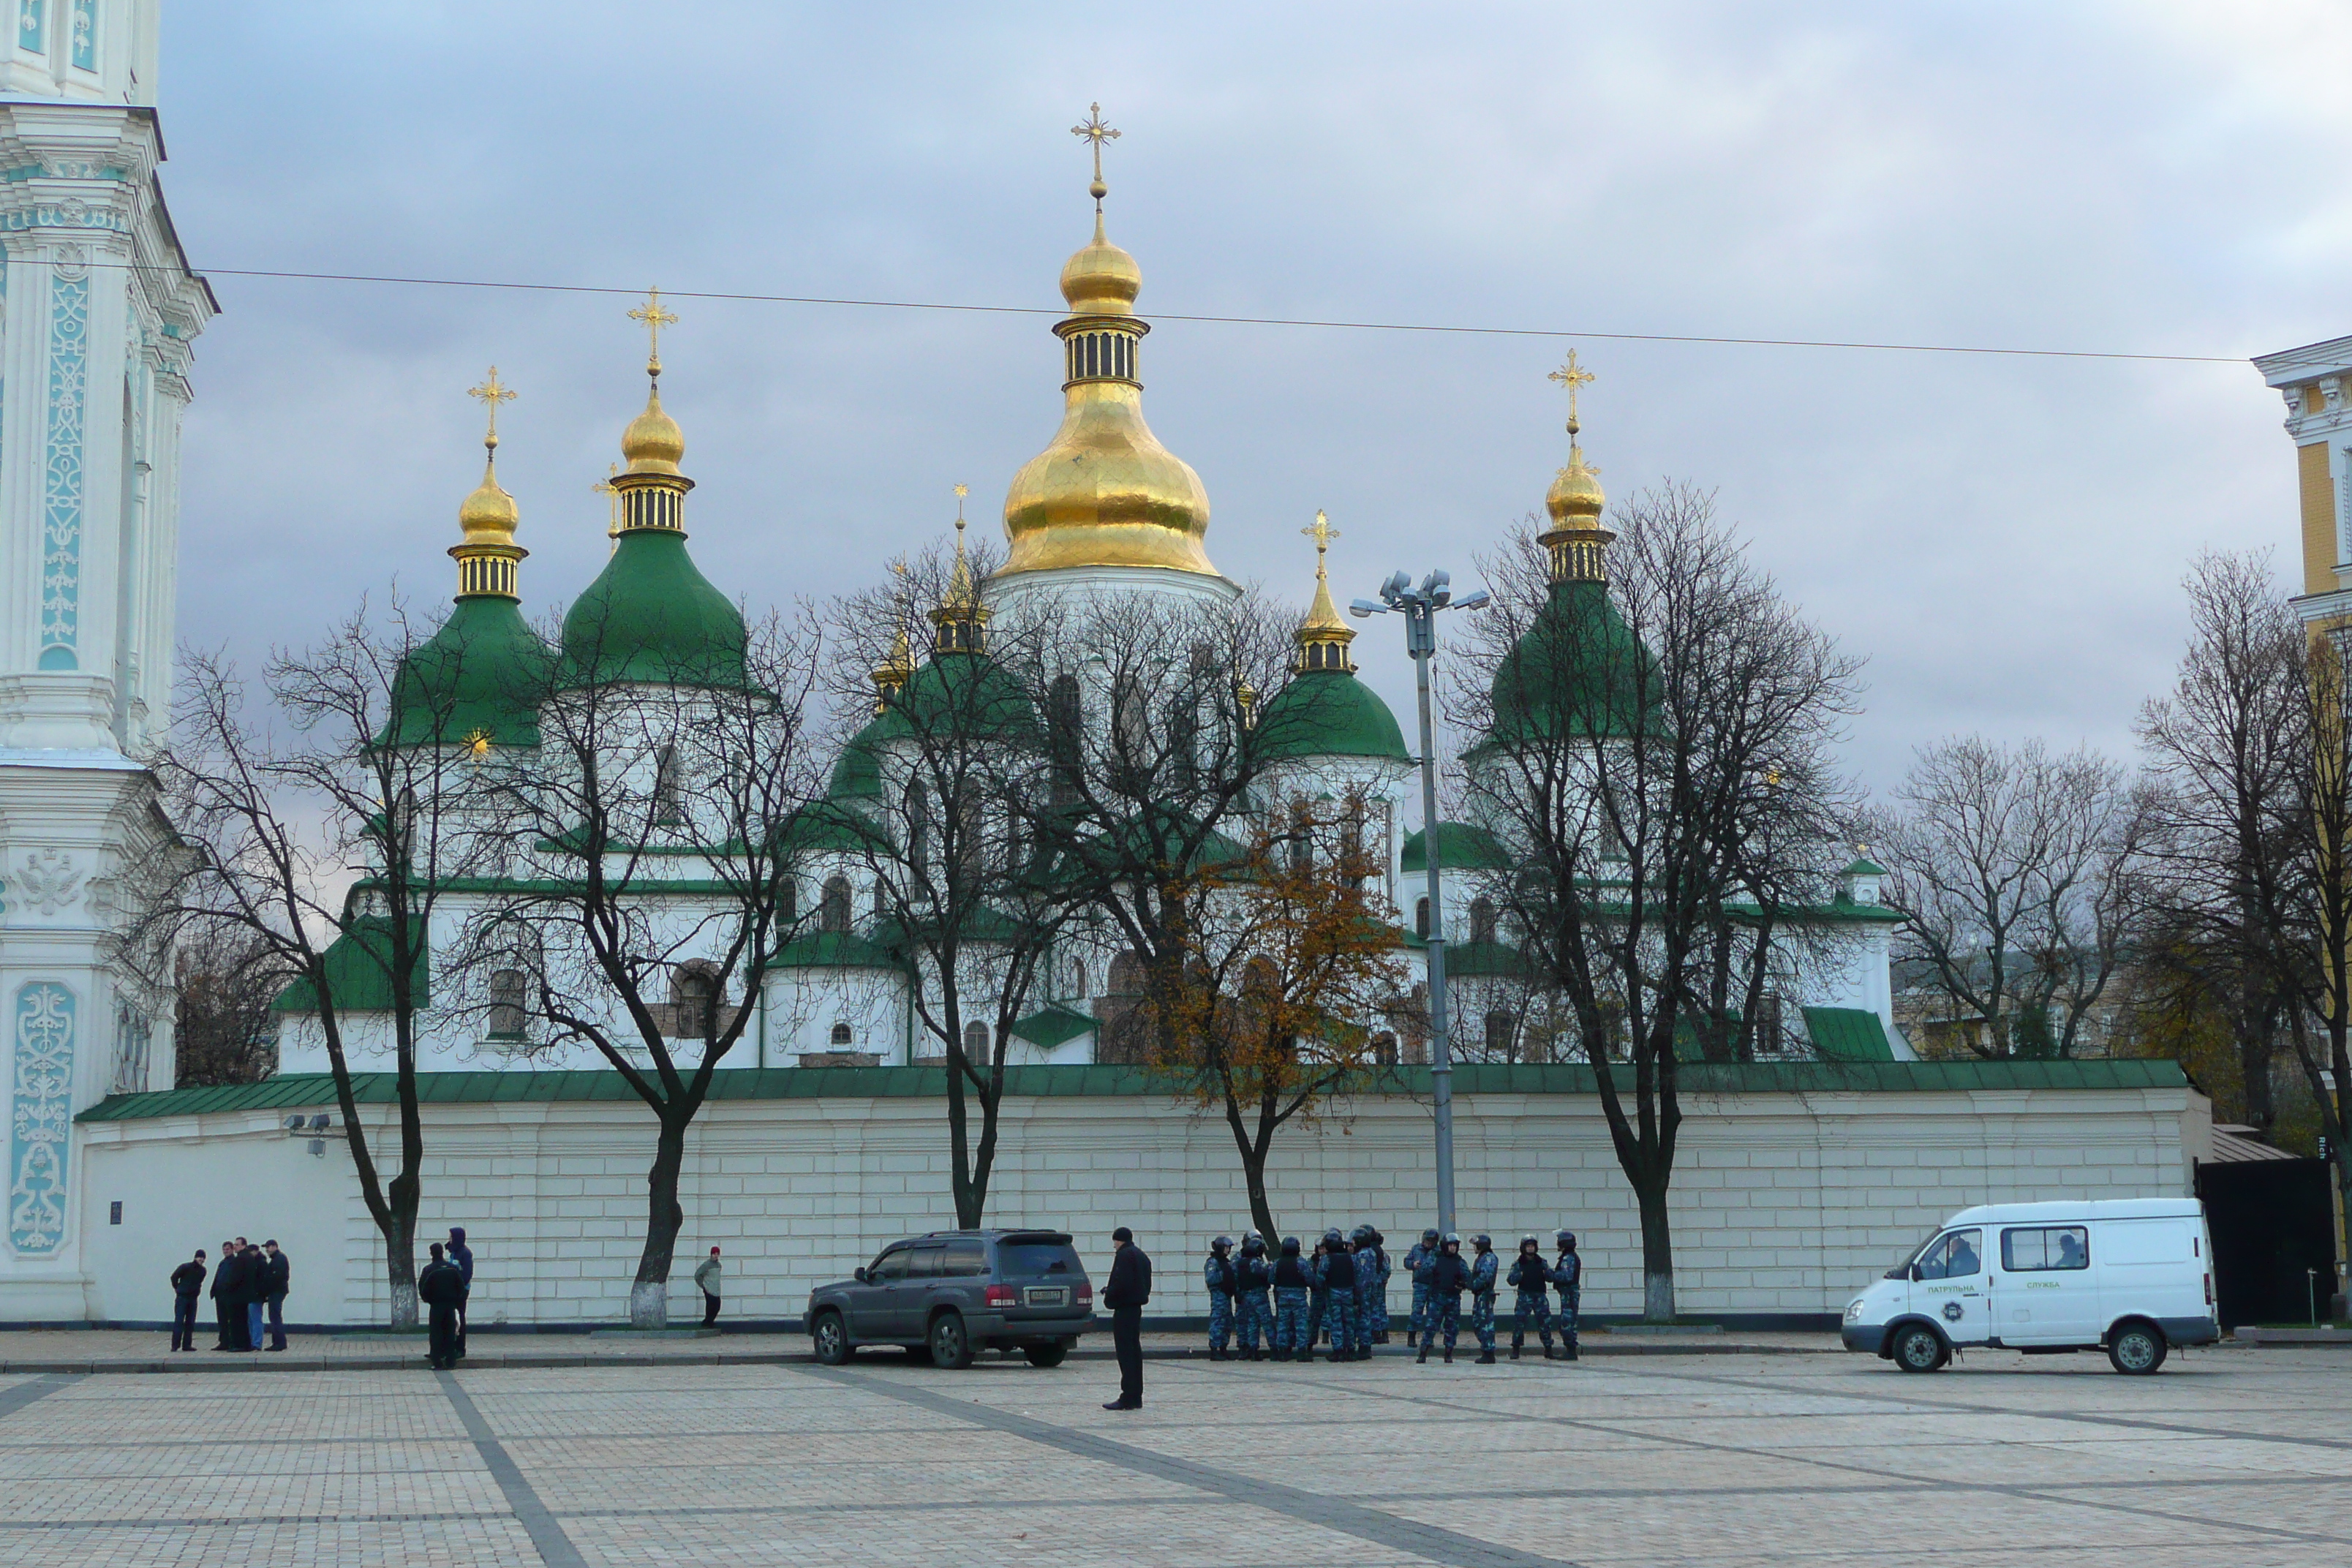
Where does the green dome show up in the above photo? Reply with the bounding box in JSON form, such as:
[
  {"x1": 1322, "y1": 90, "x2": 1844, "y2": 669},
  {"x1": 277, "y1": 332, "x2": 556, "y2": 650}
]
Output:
[
  {"x1": 382, "y1": 596, "x2": 553, "y2": 748},
  {"x1": 826, "y1": 715, "x2": 889, "y2": 801},
  {"x1": 1485, "y1": 578, "x2": 1652, "y2": 744},
  {"x1": 1401, "y1": 821, "x2": 1510, "y2": 873},
  {"x1": 1254, "y1": 668, "x2": 1409, "y2": 764},
  {"x1": 872, "y1": 652, "x2": 1039, "y2": 745},
  {"x1": 557, "y1": 529, "x2": 747, "y2": 689}
]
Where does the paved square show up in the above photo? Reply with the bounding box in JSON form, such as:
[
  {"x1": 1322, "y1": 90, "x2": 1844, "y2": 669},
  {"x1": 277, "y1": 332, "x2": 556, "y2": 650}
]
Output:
[{"x1": 1, "y1": 1344, "x2": 2346, "y2": 1566}]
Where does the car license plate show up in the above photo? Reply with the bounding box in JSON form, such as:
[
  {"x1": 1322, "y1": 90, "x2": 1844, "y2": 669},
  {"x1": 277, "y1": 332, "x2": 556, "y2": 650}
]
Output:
[{"x1": 1025, "y1": 1287, "x2": 1066, "y2": 1307}]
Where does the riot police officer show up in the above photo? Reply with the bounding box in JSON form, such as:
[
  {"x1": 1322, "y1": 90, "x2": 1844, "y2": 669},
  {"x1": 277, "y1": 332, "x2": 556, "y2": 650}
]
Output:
[
  {"x1": 1403, "y1": 1227, "x2": 1440, "y2": 1343},
  {"x1": 1204, "y1": 1236, "x2": 1238, "y2": 1359},
  {"x1": 1553, "y1": 1229, "x2": 1582, "y2": 1362},
  {"x1": 1416, "y1": 1234, "x2": 1469, "y2": 1363},
  {"x1": 1507, "y1": 1234, "x2": 1557, "y2": 1359},
  {"x1": 1235, "y1": 1232, "x2": 1272, "y2": 1360},
  {"x1": 1466, "y1": 1234, "x2": 1501, "y2": 1364}
]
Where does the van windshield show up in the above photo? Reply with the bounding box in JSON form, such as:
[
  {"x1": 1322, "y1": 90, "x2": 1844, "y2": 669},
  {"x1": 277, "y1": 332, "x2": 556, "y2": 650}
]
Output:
[{"x1": 1886, "y1": 1234, "x2": 1939, "y2": 1279}]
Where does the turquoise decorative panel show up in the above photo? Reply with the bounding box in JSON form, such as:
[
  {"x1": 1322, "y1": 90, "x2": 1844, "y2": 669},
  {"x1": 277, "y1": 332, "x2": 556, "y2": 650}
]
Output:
[
  {"x1": 16, "y1": 1, "x2": 41, "y2": 54},
  {"x1": 10, "y1": 981, "x2": 75, "y2": 1256},
  {"x1": 39, "y1": 267, "x2": 86, "y2": 666},
  {"x1": 67, "y1": 0, "x2": 89, "y2": 70}
]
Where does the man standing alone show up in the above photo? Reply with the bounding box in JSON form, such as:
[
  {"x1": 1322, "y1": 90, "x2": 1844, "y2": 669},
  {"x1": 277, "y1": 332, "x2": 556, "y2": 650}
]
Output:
[
  {"x1": 261, "y1": 1241, "x2": 291, "y2": 1352},
  {"x1": 170, "y1": 1249, "x2": 206, "y2": 1352},
  {"x1": 1102, "y1": 1226, "x2": 1150, "y2": 1411},
  {"x1": 694, "y1": 1246, "x2": 723, "y2": 1327}
]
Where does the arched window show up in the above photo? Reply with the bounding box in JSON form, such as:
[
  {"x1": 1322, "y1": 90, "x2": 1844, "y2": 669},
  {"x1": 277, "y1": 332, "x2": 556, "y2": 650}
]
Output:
[
  {"x1": 653, "y1": 745, "x2": 684, "y2": 826},
  {"x1": 1067, "y1": 957, "x2": 1088, "y2": 998},
  {"x1": 1484, "y1": 1009, "x2": 1517, "y2": 1057},
  {"x1": 1049, "y1": 673, "x2": 1083, "y2": 803},
  {"x1": 821, "y1": 875, "x2": 851, "y2": 933},
  {"x1": 671, "y1": 965, "x2": 720, "y2": 1039},
  {"x1": 906, "y1": 781, "x2": 929, "y2": 871},
  {"x1": 1469, "y1": 897, "x2": 1497, "y2": 946},
  {"x1": 1288, "y1": 802, "x2": 1313, "y2": 870},
  {"x1": 488, "y1": 969, "x2": 526, "y2": 1039},
  {"x1": 1371, "y1": 1030, "x2": 1398, "y2": 1067},
  {"x1": 956, "y1": 789, "x2": 985, "y2": 882},
  {"x1": 778, "y1": 878, "x2": 799, "y2": 925},
  {"x1": 1414, "y1": 897, "x2": 1431, "y2": 939},
  {"x1": 962, "y1": 1021, "x2": 990, "y2": 1059},
  {"x1": 829, "y1": 1021, "x2": 854, "y2": 1047}
]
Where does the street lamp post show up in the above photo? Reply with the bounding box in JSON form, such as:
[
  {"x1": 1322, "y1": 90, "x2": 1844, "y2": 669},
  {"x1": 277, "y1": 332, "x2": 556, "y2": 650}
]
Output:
[{"x1": 1352, "y1": 568, "x2": 1487, "y2": 1236}]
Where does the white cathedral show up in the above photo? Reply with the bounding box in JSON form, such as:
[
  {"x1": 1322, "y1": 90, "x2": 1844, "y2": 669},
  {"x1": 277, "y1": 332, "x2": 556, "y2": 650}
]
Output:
[{"x1": 0, "y1": 18, "x2": 1905, "y2": 1320}]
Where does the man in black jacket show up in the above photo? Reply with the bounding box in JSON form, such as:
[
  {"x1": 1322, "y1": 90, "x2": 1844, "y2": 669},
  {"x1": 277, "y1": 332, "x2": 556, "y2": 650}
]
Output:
[
  {"x1": 170, "y1": 1250, "x2": 207, "y2": 1352},
  {"x1": 418, "y1": 1243, "x2": 465, "y2": 1369},
  {"x1": 260, "y1": 1241, "x2": 291, "y2": 1351},
  {"x1": 210, "y1": 1239, "x2": 246, "y2": 1351},
  {"x1": 1101, "y1": 1226, "x2": 1151, "y2": 1411}
]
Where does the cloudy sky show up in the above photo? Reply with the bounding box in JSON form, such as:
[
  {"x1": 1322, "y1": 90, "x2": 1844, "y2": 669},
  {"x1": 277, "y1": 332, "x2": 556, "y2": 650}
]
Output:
[{"x1": 156, "y1": 2, "x2": 2350, "y2": 793}]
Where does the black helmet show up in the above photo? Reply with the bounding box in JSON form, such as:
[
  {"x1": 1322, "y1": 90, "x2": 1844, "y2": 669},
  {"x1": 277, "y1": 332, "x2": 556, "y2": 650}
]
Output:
[
  {"x1": 1211, "y1": 1235, "x2": 1233, "y2": 1252},
  {"x1": 1519, "y1": 1234, "x2": 1541, "y2": 1250},
  {"x1": 1281, "y1": 1235, "x2": 1301, "y2": 1255},
  {"x1": 1368, "y1": 1228, "x2": 1384, "y2": 1247},
  {"x1": 1555, "y1": 1229, "x2": 1577, "y2": 1248},
  {"x1": 1420, "y1": 1227, "x2": 1441, "y2": 1245},
  {"x1": 1241, "y1": 1232, "x2": 1264, "y2": 1255},
  {"x1": 1349, "y1": 1225, "x2": 1372, "y2": 1246},
  {"x1": 1441, "y1": 1232, "x2": 1461, "y2": 1250},
  {"x1": 1323, "y1": 1226, "x2": 1345, "y2": 1246},
  {"x1": 1471, "y1": 1233, "x2": 1493, "y2": 1251}
]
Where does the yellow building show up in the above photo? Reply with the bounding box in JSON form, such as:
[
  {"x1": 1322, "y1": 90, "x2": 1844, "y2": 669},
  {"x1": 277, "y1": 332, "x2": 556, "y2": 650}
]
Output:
[{"x1": 2255, "y1": 336, "x2": 2352, "y2": 625}]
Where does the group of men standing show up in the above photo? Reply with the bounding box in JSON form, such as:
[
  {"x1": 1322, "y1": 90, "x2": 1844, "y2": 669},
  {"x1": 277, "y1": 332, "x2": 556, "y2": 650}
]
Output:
[
  {"x1": 168, "y1": 1238, "x2": 291, "y2": 1352},
  {"x1": 417, "y1": 1228, "x2": 475, "y2": 1369},
  {"x1": 1202, "y1": 1225, "x2": 1583, "y2": 1366},
  {"x1": 1405, "y1": 1229, "x2": 1582, "y2": 1364}
]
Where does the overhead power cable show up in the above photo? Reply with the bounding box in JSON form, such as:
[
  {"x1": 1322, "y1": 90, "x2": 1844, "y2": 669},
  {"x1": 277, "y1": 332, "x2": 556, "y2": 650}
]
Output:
[{"x1": 91, "y1": 255, "x2": 2248, "y2": 366}]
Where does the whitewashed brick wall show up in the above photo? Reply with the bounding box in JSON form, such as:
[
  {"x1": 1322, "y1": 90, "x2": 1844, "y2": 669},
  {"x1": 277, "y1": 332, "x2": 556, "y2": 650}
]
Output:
[{"x1": 73, "y1": 1083, "x2": 2207, "y2": 1326}]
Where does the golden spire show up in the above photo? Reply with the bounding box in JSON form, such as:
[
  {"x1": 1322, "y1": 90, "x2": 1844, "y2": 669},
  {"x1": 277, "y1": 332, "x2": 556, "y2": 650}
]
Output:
[
  {"x1": 619, "y1": 287, "x2": 687, "y2": 480},
  {"x1": 999, "y1": 105, "x2": 1217, "y2": 581},
  {"x1": 1294, "y1": 509, "x2": 1356, "y2": 673},
  {"x1": 933, "y1": 483, "x2": 989, "y2": 652},
  {"x1": 1539, "y1": 351, "x2": 1610, "y2": 584},
  {"x1": 452, "y1": 367, "x2": 525, "y2": 599}
]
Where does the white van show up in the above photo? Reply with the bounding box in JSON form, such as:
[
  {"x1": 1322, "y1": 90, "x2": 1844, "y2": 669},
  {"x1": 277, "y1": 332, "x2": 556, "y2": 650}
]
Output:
[{"x1": 1842, "y1": 1198, "x2": 2219, "y2": 1374}]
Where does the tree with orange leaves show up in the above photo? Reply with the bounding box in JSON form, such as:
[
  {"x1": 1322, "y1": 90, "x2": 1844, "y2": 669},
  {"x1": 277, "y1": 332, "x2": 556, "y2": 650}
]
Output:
[{"x1": 1143, "y1": 788, "x2": 1411, "y2": 1240}]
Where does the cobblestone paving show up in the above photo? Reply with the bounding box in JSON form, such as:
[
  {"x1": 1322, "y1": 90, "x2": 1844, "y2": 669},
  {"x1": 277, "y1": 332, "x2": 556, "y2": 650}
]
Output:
[{"x1": 0, "y1": 1346, "x2": 2343, "y2": 1566}]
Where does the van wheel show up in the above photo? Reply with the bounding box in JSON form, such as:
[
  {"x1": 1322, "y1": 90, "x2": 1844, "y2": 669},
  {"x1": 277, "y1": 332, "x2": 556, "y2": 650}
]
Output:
[
  {"x1": 2107, "y1": 1320, "x2": 2167, "y2": 1375},
  {"x1": 929, "y1": 1311, "x2": 975, "y2": 1370},
  {"x1": 1891, "y1": 1324, "x2": 1948, "y2": 1373},
  {"x1": 1022, "y1": 1341, "x2": 1068, "y2": 1368},
  {"x1": 810, "y1": 1311, "x2": 850, "y2": 1366}
]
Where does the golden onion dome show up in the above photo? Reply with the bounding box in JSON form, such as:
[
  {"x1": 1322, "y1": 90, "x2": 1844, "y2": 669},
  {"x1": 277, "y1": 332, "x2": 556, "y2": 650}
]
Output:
[
  {"x1": 620, "y1": 385, "x2": 685, "y2": 475},
  {"x1": 1060, "y1": 214, "x2": 1142, "y2": 317},
  {"x1": 458, "y1": 460, "x2": 519, "y2": 546},
  {"x1": 1546, "y1": 446, "x2": 1606, "y2": 524}
]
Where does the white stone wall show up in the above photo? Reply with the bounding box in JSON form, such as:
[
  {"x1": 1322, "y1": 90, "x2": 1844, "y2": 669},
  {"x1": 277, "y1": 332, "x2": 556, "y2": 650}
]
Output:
[{"x1": 69, "y1": 1082, "x2": 2209, "y2": 1327}]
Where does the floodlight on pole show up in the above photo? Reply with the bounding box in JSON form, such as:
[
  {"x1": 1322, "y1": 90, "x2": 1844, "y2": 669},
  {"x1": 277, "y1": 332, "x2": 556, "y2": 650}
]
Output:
[{"x1": 1352, "y1": 564, "x2": 1488, "y2": 1237}]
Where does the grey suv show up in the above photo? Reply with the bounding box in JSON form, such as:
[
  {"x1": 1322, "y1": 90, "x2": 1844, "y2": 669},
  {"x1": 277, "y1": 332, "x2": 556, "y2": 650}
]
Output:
[{"x1": 805, "y1": 1229, "x2": 1093, "y2": 1369}]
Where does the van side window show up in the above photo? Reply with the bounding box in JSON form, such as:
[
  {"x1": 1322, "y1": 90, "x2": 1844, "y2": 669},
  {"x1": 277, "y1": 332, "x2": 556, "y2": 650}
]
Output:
[
  {"x1": 1915, "y1": 1228, "x2": 1982, "y2": 1279},
  {"x1": 2001, "y1": 1226, "x2": 2089, "y2": 1272},
  {"x1": 903, "y1": 1245, "x2": 943, "y2": 1279},
  {"x1": 870, "y1": 1246, "x2": 911, "y2": 1282},
  {"x1": 943, "y1": 1238, "x2": 987, "y2": 1276}
]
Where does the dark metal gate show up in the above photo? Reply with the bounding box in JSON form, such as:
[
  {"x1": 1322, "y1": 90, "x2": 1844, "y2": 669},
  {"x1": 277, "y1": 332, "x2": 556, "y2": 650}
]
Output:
[{"x1": 2194, "y1": 1158, "x2": 2338, "y2": 1330}]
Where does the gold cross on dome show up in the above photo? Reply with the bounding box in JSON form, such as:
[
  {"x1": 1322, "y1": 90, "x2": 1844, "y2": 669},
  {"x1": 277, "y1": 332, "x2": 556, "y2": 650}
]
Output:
[
  {"x1": 1301, "y1": 508, "x2": 1339, "y2": 576},
  {"x1": 628, "y1": 287, "x2": 679, "y2": 376},
  {"x1": 1548, "y1": 350, "x2": 1594, "y2": 433},
  {"x1": 1072, "y1": 102, "x2": 1120, "y2": 201},
  {"x1": 467, "y1": 366, "x2": 516, "y2": 448},
  {"x1": 595, "y1": 464, "x2": 619, "y2": 537}
]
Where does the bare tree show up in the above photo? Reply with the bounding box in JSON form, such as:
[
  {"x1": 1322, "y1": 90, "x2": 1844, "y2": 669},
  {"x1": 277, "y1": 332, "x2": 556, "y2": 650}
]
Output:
[
  {"x1": 170, "y1": 929, "x2": 285, "y2": 1087},
  {"x1": 483, "y1": 607, "x2": 821, "y2": 1326},
  {"x1": 1876, "y1": 737, "x2": 2155, "y2": 1061},
  {"x1": 143, "y1": 604, "x2": 510, "y2": 1326},
  {"x1": 829, "y1": 535, "x2": 1072, "y2": 1227},
  {"x1": 2280, "y1": 619, "x2": 2352, "y2": 1235},
  {"x1": 1456, "y1": 483, "x2": 1863, "y2": 1322},
  {"x1": 2137, "y1": 551, "x2": 2304, "y2": 1128}
]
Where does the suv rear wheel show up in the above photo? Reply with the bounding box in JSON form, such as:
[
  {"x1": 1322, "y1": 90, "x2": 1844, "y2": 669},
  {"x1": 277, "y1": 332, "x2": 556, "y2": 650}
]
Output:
[
  {"x1": 929, "y1": 1311, "x2": 975, "y2": 1370},
  {"x1": 1891, "y1": 1323, "x2": 1948, "y2": 1373},
  {"x1": 1022, "y1": 1340, "x2": 1069, "y2": 1368},
  {"x1": 2107, "y1": 1319, "x2": 2167, "y2": 1375},
  {"x1": 810, "y1": 1310, "x2": 849, "y2": 1366}
]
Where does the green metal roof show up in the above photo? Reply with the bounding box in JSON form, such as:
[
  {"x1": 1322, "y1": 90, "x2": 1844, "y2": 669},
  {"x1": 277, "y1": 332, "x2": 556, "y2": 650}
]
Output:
[
  {"x1": 763, "y1": 930, "x2": 905, "y2": 972},
  {"x1": 1010, "y1": 1005, "x2": 1096, "y2": 1049},
  {"x1": 1401, "y1": 821, "x2": 1511, "y2": 873},
  {"x1": 381, "y1": 595, "x2": 554, "y2": 749},
  {"x1": 80, "y1": 1057, "x2": 2190, "y2": 1123},
  {"x1": 1802, "y1": 1006, "x2": 1899, "y2": 1063},
  {"x1": 1842, "y1": 856, "x2": 1889, "y2": 878},
  {"x1": 271, "y1": 917, "x2": 430, "y2": 1014},
  {"x1": 826, "y1": 717, "x2": 888, "y2": 801},
  {"x1": 871, "y1": 650, "x2": 1039, "y2": 744},
  {"x1": 557, "y1": 529, "x2": 747, "y2": 690},
  {"x1": 1253, "y1": 669, "x2": 1410, "y2": 764},
  {"x1": 1484, "y1": 577, "x2": 1655, "y2": 744}
]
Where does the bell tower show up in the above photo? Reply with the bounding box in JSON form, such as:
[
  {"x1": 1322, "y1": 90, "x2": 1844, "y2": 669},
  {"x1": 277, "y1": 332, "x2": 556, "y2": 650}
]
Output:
[{"x1": 0, "y1": 0, "x2": 214, "y2": 1316}]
